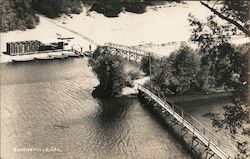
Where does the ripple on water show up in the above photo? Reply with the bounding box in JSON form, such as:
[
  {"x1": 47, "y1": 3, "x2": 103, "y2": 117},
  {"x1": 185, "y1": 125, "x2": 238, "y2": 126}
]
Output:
[{"x1": 1, "y1": 59, "x2": 191, "y2": 159}]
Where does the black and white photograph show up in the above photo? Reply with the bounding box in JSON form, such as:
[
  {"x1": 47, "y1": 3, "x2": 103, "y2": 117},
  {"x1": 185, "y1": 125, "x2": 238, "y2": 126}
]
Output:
[{"x1": 0, "y1": 0, "x2": 249, "y2": 159}]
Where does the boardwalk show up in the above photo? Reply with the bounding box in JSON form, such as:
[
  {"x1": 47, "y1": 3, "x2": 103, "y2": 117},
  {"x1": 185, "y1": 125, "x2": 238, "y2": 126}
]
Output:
[{"x1": 138, "y1": 85, "x2": 238, "y2": 159}]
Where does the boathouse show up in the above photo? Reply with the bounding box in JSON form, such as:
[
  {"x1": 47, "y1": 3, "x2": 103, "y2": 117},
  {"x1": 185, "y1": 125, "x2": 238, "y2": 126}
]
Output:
[
  {"x1": 6, "y1": 40, "x2": 65, "y2": 56},
  {"x1": 6, "y1": 40, "x2": 41, "y2": 56}
]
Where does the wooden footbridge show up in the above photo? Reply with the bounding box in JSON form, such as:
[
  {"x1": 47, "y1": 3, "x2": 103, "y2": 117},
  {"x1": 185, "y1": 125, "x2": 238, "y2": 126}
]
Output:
[
  {"x1": 137, "y1": 84, "x2": 239, "y2": 159},
  {"x1": 104, "y1": 42, "x2": 160, "y2": 62}
]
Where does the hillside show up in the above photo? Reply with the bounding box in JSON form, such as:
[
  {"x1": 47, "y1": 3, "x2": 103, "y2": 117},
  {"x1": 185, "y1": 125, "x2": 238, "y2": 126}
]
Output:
[
  {"x1": 0, "y1": 0, "x2": 84, "y2": 32},
  {"x1": 0, "y1": 0, "x2": 39, "y2": 32}
]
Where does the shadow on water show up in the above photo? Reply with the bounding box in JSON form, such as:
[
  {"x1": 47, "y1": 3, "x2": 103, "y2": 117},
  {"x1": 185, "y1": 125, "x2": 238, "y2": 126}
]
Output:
[
  {"x1": 88, "y1": 96, "x2": 136, "y2": 156},
  {"x1": 96, "y1": 96, "x2": 133, "y2": 125}
]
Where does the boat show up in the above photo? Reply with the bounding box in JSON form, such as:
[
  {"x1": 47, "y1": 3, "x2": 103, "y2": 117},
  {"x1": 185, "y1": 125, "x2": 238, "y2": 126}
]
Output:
[
  {"x1": 12, "y1": 57, "x2": 34, "y2": 62},
  {"x1": 34, "y1": 56, "x2": 55, "y2": 60},
  {"x1": 62, "y1": 52, "x2": 80, "y2": 57},
  {"x1": 49, "y1": 54, "x2": 68, "y2": 59},
  {"x1": 84, "y1": 51, "x2": 92, "y2": 57}
]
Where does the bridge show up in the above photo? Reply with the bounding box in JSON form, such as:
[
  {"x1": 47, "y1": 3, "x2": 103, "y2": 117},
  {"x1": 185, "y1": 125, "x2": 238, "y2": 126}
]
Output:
[
  {"x1": 137, "y1": 84, "x2": 239, "y2": 159},
  {"x1": 104, "y1": 42, "x2": 160, "y2": 62}
]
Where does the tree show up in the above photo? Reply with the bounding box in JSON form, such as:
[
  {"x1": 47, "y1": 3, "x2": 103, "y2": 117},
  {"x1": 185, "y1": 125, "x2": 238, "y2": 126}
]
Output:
[
  {"x1": 0, "y1": 0, "x2": 39, "y2": 32},
  {"x1": 148, "y1": 43, "x2": 200, "y2": 96},
  {"x1": 199, "y1": 0, "x2": 249, "y2": 36},
  {"x1": 189, "y1": 14, "x2": 247, "y2": 90},
  {"x1": 88, "y1": 46, "x2": 127, "y2": 97},
  {"x1": 189, "y1": 1, "x2": 249, "y2": 138},
  {"x1": 140, "y1": 55, "x2": 159, "y2": 76}
]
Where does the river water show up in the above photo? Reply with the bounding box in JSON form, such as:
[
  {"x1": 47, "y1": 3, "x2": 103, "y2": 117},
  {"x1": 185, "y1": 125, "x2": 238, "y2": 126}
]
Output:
[{"x1": 1, "y1": 58, "x2": 191, "y2": 159}]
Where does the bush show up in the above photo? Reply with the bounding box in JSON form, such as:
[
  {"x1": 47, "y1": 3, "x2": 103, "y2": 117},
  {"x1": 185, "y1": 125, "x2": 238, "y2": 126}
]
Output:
[
  {"x1": 127, "y1": 70, "x2": 141, "y2": 80},
  {"x1": 90, "y1": 1, "x2": 123, "y2": 17},
  {"x1": 71, "y1": 6, "x2": 83, "y2": 14},
  {"x1": 122, "y1": 2, "x2": 146, "y2": 14},
  {"x1": 90, "y1": 1, "x2": 147, "y2": 17}
]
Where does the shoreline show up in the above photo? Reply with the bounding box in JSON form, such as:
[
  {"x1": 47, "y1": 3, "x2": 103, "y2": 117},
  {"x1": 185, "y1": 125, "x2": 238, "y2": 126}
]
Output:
[{"x1": 0, "y1": 49, "x2": 83, "y2": 63}]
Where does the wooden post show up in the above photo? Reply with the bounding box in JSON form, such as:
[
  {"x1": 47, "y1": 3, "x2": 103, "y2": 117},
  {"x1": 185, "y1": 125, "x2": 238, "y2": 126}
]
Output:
[{"x1": 149, "y1": 52, "x2": 152, "y2": 78}]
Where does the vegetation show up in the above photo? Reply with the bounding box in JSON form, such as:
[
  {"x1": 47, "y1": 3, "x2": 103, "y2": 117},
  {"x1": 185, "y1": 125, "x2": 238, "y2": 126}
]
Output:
[
  {"x1": 88, "y1": 46, "x2": 127, "y2": 98},
  {"x1": 187, "y1": 0, "x2": 249, "y2": 156},
  {"x1": 141, "y1": 43, "x2": 201, "y2": 96},
  {"x1": 199, "y1": 0, "x2": 249, "y2": 36},
  {"x1": 1, "y1": 0, "x2": 183, "y2": 32},
  {"x1": 0, "y1": 0, "x2": 39, "y2": 32},
  {"x1": 127, "y1": 70, "x2": 141, "y2": 80},
  {"x1": 140, "y1": 55, "x2": 159, "y2": 76},
  {"x1": 90, "y1": 1, "x2": 123, "y2": 17},
  {"x1": 89, "y1": 0, "x2": 182, "y2": 17},
  {"x1": 31, "y1": 0, "x2": 83, "y2": 18},
  {"x1": 0, "y1": 0, "x2": 83, "y2": 32},
  {"x1": 90, "y1": 1, "x2": 147, "y2": 17}
]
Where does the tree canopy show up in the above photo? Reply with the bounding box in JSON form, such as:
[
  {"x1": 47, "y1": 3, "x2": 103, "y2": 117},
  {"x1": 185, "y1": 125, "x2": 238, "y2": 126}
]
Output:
[
  {"x1": 88, "y1": 46, "x2": 127, "y2": 97},
  {"x1": 199, "y1": 0, "x2": 249, "y2": 36},
  {"x1": 144, "y1": 43, "x2": 200, "y2": 96}
]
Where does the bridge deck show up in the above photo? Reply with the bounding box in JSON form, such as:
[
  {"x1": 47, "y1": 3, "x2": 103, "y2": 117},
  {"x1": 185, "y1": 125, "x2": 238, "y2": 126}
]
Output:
[{"x1": 138, "y1": 85, "x2": 232, "y2": 159}]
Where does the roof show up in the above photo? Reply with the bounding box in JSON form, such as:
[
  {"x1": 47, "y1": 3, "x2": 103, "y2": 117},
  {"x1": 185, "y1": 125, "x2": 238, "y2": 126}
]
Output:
[
  {"x1": 7, "y1": 40, "x2": 41, "y2": 44},
  {"x1": 39, "y1": 39, "x2": 64, "y2": 44}
]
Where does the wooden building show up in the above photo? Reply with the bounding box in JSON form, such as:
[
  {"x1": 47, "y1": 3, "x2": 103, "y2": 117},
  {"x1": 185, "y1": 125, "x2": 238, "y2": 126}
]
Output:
[
  {"x1": 6, "y1": 40, "x2": 65, "y2": 56},
  {"x1": 6, "y1": 40, "x2": 42, "y2": 56}
]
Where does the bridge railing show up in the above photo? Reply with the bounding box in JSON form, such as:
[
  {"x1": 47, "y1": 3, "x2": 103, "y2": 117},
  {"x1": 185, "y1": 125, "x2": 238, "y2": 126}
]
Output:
[
  {"x1": 104, "y1": 42, "x2": 161, "y2": 58},
  {"x1": 138, "y1": 84, "x2": 240, "y2": 159}
]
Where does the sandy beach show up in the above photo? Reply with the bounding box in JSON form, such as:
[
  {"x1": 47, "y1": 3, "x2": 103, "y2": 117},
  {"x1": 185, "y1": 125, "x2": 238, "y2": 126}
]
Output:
[{"x1": 1, "y1": 1, "x2": 248, "y2": 63}]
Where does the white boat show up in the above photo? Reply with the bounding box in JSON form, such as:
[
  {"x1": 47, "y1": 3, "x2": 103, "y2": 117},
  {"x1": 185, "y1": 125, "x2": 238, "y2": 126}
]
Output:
[
  {"x1": 35, "y1": 56, "x2": 55, "y2": 60},
  {"x1": 12, "y1": 57, "x2": 34, "y2": 62},
  {"x1": 62, "y1": 52, "x2": 80, "y2": 57}
]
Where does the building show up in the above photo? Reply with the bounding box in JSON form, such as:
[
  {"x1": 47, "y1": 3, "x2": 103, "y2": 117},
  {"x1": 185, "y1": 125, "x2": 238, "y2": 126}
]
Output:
[
  {"x1": 6, "y1": 40, "x2": 42, "y2": 56},
  {"x1": 6, "y1": 40, "x2": 65, "y2": 56}
]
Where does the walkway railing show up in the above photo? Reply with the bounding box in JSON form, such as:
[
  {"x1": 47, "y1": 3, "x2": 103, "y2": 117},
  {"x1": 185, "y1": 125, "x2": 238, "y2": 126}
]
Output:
[{"x1": 138, "y1": 84, "x2": 239, "y2": 159}]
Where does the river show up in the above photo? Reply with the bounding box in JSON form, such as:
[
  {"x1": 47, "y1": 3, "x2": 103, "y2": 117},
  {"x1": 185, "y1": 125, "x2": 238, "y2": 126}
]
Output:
[{"x1": 1, "y1": 58, "x2": 191, "y2": 159}]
